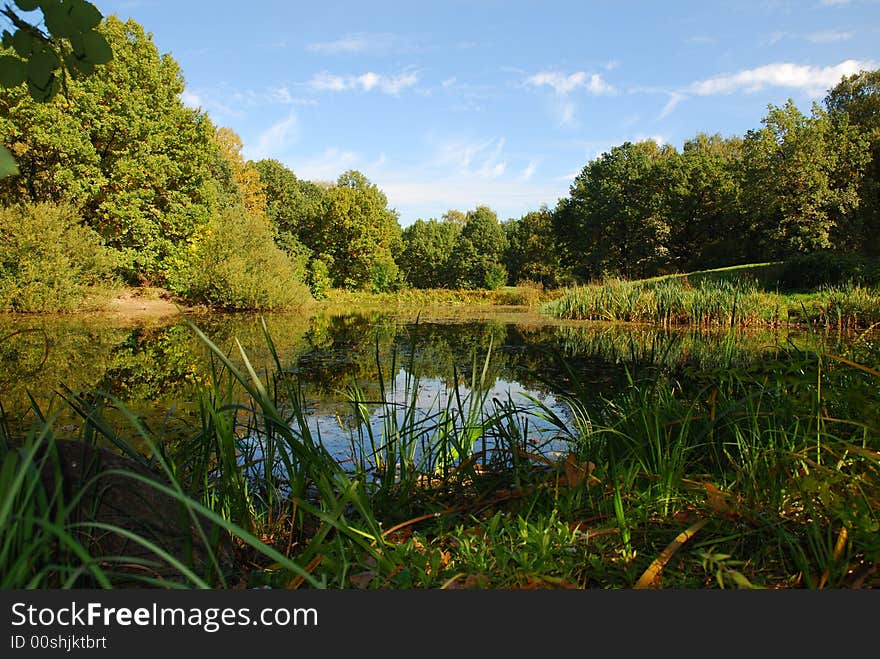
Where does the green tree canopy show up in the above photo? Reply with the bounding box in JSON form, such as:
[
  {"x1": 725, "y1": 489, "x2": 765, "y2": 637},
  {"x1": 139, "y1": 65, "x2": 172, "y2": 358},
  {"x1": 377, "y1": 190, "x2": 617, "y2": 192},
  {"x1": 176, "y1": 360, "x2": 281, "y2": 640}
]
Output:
[
  {"x1": 448, "y1": 205, "x2": 508, "y2": 289},
  {"x1": 303, "y1": 169, "x2": 402, "y2": 290},
  {"x1": 659, "y1": 133, "x2": 748, "y2": 270},
  {"x1": 503, "y1": 206, "x2": 562, "y2": 287},
  {"x1": 825, "y1": 69, "x2": 880, "y2": 254},
  {"x1": 555, "y1": 141, "x2": 674, "y2": 280},
  {"x1": 399, "y1": 217, "x2": 461, "y2": 288},
  {"x1": 251, "y1": 157, "x2": 325, "y2": 241},
  {"x1": 742, "y1": 100, "x2": 869, "y2": 256},
  {"x1": 1, "y1": 15, "x2": 230, "y2": 282}
]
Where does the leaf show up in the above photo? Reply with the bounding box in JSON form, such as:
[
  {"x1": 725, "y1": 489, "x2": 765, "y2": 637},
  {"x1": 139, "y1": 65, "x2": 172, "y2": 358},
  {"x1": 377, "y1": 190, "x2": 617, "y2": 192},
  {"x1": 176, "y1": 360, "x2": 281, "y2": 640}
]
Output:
[
  {"x1": 41, "y1": 3, "x2": 73, "y2": 39},
  {"x1": 64, "y1": 52, "x2": 94, "y2": 77},
  {"x1": 0, "y1": 145, "x2": 19, "y2": 178},
  {"x1": 82, "y1": 29, "x2": 112, "y2": 65},
  {"x1": 14, "y1": 0, "x2": 41, "y2": 11},
  {"x1": 11, "y1": 30, "x2": 36, "y2": 58},
  {"x1": 634, "y1": 519, "x2": 709, "y2": 589},
  {"x1": 68, "y1": 0, "x2": 103, "y2": 31},
  {"x1": 27, "y1": 75, "x2": 60, "y2": 102},
  {"x1": 0, "y1": 55, "x2": 27, "y2": 87},
  {"x1": 563, "y1": 455, "x2": 596, "y2": 488},
  {"x1": 26, "y1": 47, "x2": 60, "y2": 88}
]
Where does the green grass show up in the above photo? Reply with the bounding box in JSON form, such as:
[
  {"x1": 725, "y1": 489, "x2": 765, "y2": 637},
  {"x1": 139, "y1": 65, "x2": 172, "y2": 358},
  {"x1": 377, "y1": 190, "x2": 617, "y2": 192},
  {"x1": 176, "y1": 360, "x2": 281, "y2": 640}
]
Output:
[
  {"x1": 323, "y1": 283, "x2": 555, "y2": 309},
  {"x1": 544, "y1": 264, "x2": 880, "y2": 329}
]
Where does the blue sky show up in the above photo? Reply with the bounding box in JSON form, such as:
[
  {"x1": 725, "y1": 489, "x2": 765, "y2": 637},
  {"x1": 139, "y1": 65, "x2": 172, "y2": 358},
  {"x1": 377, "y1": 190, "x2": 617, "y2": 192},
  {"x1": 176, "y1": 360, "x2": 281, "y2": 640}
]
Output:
[{"x1": 98, "y1": 0, "x2": 879, "y2": 226}]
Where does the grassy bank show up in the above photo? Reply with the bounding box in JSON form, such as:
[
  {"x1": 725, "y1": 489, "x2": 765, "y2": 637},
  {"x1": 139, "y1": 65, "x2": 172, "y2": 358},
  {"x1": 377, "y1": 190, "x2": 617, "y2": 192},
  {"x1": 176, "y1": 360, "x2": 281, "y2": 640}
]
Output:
[
  {"x1": 2, "y1": 317, "x2": 878, "y2": 589},
  {"x1": 543, "y1": 263, "x2": 880, "y2": 329},
  {"x1": 322, "y1": 283, "x2": 556, "y2": 309}
]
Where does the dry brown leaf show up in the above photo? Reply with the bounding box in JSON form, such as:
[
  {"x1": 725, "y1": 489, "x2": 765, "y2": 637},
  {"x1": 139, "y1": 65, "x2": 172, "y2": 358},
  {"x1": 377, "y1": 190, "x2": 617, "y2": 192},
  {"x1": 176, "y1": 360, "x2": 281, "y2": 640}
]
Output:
[
  {"x1": 563, "y1": 455, "x2": 596, "y2": 488},
  {"x1": 634, "y1": 519, "x2": 709, "y2": 589},
  {"x1": 349, "y1": 571, "x2": 379, "y2": 588}
]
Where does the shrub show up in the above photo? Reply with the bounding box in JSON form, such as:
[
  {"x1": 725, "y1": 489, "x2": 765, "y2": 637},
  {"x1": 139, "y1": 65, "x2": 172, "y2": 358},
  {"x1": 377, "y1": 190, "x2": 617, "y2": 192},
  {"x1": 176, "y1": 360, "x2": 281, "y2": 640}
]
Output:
[
  {"x1": 307, "y1": 256, "x2": 333, "y2": 300},
  {"x1": 778, "y1": 251, "x2": 880, "y2": 291},
  {"x1": 172, "y1": 207, "x2": 312, "y2": 310},
  {"x1": 370, "y1": 258, "x2": 402, "y2": 293},
  {"x1": 0, "y1": 203, "x2": 118, "y2": 312}
]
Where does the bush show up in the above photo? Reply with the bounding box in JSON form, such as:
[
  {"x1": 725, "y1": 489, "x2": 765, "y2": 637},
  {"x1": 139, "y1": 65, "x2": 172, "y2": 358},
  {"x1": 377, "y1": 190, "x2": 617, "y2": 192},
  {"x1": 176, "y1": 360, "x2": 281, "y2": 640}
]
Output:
[
  {"x1": 778, "y1": 251, "x2": 880, "y2": 291},
  {"x1": 307, "y1": 256, "x2": 333, "y2": 300},
  {"x1": 172, "y1": 208, "x2": 313, "y2": 310},
  {"x1": 0, "y1": 203, "x2": 118, "y2": 312},
  {"x1": 370, "y1": 258, "x2": 402, "y2": 293},
  {"x1": 484, "y1": 262, "x2": 508, "y2": 290}
]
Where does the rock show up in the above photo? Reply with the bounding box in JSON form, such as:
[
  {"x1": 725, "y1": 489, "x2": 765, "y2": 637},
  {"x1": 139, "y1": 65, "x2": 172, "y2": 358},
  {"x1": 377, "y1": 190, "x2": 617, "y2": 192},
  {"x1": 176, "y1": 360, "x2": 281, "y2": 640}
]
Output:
[{"x1": 34, "y1": 439, "x2": 235, "y2": 586}]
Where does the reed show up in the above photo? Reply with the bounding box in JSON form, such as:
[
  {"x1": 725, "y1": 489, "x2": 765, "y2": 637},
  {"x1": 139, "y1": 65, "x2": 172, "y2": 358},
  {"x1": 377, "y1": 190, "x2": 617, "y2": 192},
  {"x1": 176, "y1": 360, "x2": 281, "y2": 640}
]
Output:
[{"x1": 545, "y1": 275, "x2": 880, "y2": 329}]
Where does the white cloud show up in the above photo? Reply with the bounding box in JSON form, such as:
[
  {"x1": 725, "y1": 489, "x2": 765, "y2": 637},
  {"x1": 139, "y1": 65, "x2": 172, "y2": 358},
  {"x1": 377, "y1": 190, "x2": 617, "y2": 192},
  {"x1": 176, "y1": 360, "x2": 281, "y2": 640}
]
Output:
[
  {"x1": 558, "y1": 101, "x2": 577, "y2": 127},
  {"x1": 636, "y1": 134, "x2": 669, "y2": 147},
  {"x1": 308, "y1": 71, "x2": 418, "y2": 95},
  {"x1": 381, "y1": 175, "x2": 566, "y2": 225},
  {"x1": 179, "y1": 90, "x2": 202, "y2": 109},
  {"x1": 243, "y1": 112, "x2": 300, "y2": 161},
  {"x1": 658, "y1": 92, "x2": 685, "y2": 120},
  {"x1": 270, "y1": 86, "x2": 317, "y2": 105},
  {"x1": 820, "y1": 0, "x2": 851, "y2": 5},
  {"x1": 292, "y1": 148, "x2": 361, "y2": 182},
  {"x1": 520, "y1": 160, "x2": 538, "y2": 181},
  {"x1": 806, "y1": 30, "x2": 853, "y2": 42},
  {"x1": 306, "y1": 33, "x2": 397, "y2": 55},
  {"x1": 690, "y1": 59, "x2": 876, "y2": 96},
  {"x1": 309, "y1": 72, "x2": 349, "y2": 91},
  {"x1": 431, "y1": 136, "x2": 508, "y2": 180},
  {"x1": 525, "y1": 71, "x2": 615, "y2": 95}
]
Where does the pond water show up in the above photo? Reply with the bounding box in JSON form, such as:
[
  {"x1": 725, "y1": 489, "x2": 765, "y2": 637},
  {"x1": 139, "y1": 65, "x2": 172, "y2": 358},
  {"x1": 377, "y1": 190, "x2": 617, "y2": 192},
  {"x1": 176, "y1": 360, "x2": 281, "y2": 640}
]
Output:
[{"x1": 0, "y1": 305, "x2": 862, "y2": 465}]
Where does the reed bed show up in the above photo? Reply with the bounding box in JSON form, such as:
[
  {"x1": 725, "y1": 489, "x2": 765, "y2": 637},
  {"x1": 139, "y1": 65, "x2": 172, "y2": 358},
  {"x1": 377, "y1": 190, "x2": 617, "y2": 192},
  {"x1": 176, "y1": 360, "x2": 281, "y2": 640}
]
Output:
[{"x1": 544, "y1": 277, "x2": 880, "y2": 329}]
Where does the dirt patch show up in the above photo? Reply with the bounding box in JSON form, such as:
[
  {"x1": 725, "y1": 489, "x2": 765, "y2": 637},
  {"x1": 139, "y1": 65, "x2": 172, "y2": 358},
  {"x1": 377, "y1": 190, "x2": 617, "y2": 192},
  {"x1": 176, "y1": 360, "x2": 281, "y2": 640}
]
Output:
[{"x1": 102, "y1": 287, "x2": 188, "y2": 319}]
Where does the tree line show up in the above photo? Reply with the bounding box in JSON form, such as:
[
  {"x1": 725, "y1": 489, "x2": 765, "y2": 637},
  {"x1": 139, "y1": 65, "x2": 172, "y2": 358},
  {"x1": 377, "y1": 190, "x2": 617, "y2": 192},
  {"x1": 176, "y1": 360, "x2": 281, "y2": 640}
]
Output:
[{"x1": 2, "y1": 13, "x2": 879, "y2": 311}]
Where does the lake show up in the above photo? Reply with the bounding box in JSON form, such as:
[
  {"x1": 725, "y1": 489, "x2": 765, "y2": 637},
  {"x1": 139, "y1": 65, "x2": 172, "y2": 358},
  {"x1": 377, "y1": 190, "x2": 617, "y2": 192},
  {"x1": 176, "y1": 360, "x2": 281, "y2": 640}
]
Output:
[{"x1": 0, "y1": 305, "x2": 861, "y2": 466}]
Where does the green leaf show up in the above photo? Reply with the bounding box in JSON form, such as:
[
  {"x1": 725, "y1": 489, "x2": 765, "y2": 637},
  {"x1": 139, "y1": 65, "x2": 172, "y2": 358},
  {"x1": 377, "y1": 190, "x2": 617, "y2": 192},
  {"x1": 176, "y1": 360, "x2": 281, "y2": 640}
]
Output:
[
  {"x1": 11, "y1": 30, "x2": 36, "y2": 58},
  {"x1": 68, "y1": 0, "x2": 104, "y2": 31},
  {"x1": 27, "y1": 74, "x2": 60, "y2": 102},
  {"x1": 42, "y1": 3, "x2": 75, "y2": 39},
  {"x1": 0, "y1": 55, "x2": 27, "y2": 87},
  {"x1": 81, "y1": 30, "x2": 112, "y2": 64},
  {"x1": 14, "y1": 0, "x2": 41, "y2": 11},
  {"x1": 0, "y1": 145, "x2": 20, "y2": 178},
  {"x1": 64, "y1": 52, "x2": 94, "y2": 77},
  {"x1": 26, "y1": 47, "x2": 60, "y2": 88}
]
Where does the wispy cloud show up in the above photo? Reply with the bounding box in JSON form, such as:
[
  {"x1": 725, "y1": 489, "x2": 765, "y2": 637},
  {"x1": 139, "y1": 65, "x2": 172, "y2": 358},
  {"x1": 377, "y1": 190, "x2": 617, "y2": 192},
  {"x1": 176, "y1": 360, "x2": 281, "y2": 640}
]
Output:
[
  {"x1": 269, "y1": 86, "x2": 318, "y2": 105},
  {"x1": 380, "y1": 174, "x2": 566, "y2": 224},
  {"x1": 820, "y1": 0, "x2": 851, "y2": 6},
  {"x1": 525, "y1": 71, "x2": 615, "y2": 95},
  {"x1": 431, "y1": 137, "x2": 508, "y2": 179},
  {"x1": 179, "y1": 90, "x2": 202, "y2": 109},
  {"x1": 292, "y1": 148, "x2": 361, "y2": 182},
  {"x1": 684, "y1": 35, "x2": 718, "y2": 45},
  {"x1": 806, "y1": 30, "x2": 854, "y2": 42},
  {"x1": 525, "y1": 71, "x2": 615, "y2": 128},
  {"x1": 309, "y1": 71, "x2": 419, "y2": 94},
  {"x1": 243, "y1": 112, "x2": 300, "y2": 161},
  {"x1": 658, "y1": 92, "x2": 686, "y2": 120},
  {"x1": 520, "y1": 160, "x2": 538, "y2": 181},
  {"x1": 690, "y1": 59, "x2": 876, "y2": 96},
  {"x1": 305, "y1": 32, "x2": 404, "y2": 55},
  {"x1": 762, "y1": 29, "x2": 854, "y2": 45}
]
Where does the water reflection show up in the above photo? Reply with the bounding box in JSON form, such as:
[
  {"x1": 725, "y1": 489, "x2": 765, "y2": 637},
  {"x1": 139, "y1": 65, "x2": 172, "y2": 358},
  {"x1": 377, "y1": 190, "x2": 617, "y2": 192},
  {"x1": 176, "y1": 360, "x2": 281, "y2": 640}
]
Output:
[{"x1": 0, "y1": 308, "x2": 862, "y2": 453}]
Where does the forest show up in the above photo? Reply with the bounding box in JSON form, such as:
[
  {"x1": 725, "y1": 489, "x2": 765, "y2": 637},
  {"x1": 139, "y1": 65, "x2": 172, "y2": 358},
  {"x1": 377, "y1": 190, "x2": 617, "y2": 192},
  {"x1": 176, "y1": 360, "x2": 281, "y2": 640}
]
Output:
[{"x1": 1, "y1": 13, "x2": 879, "y2": 312}]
